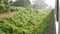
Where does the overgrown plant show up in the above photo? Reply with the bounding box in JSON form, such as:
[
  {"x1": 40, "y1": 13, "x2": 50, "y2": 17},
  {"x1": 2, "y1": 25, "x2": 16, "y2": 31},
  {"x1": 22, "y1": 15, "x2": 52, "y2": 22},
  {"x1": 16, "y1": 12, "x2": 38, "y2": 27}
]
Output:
[
  {"x1": 0, "y1": 0, "x2": 16, "y2": 13},
  {"x1": 0, "y1": 7, "x2": 52, "y2": 34}
]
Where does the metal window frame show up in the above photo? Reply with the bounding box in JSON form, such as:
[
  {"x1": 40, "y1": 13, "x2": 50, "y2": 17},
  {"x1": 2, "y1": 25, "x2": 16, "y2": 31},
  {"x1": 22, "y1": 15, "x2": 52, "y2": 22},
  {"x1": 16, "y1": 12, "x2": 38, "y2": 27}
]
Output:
[
  {"x1": 55, "y1": 0, "x2": 59, "y2": 21},
  {"x1": 55, "y1": 0, "x2": 59, "y2": 34}
]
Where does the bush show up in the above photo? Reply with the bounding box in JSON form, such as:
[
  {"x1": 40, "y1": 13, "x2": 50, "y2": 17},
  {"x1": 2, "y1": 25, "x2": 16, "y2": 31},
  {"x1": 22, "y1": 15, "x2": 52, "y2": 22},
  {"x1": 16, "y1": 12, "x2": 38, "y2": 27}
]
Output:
[
  {"x1": 0, "y1": 4, "x2": 5, "y2": 13},
  {"x1": 0, "y1": 4, "x2": 17, "y2": 13},
  {"x1": 10, "y1": 6, "x2": 17, "y2": 12},
  {"x1": 0, "y1": 4, "x2": 10, "y2": 13},
  {"x1": 0, "y1": 7, "x2": 52, "y2": 34}
]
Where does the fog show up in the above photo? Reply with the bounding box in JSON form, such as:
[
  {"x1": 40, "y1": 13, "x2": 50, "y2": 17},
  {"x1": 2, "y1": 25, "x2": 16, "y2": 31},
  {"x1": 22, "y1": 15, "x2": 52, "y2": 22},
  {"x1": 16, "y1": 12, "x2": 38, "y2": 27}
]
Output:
[
  {"x1": 12, "y1": 0, "x2": 58, "y2": 8},
  {"x1": 30, "y1": 0, "x2": 55, "y2": 8}
]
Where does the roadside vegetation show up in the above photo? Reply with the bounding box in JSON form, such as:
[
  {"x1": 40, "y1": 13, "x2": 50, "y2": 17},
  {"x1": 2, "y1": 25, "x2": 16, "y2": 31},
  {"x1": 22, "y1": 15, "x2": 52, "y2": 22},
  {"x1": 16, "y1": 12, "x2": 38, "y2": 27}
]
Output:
[{"x1": 0, "y1": 0, "x2": 52, "y2": 34}]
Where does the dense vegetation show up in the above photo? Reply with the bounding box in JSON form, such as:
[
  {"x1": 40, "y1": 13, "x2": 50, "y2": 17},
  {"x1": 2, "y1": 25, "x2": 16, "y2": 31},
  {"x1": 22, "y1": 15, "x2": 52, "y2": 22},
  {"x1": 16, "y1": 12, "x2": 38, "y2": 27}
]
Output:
[
  {"x1": 0, "y1": 7, "x2": 52, "y2": 34},
  {"x1": 0, "y1": 0, "x2": 53, "y2": 34},
  {"x1": 0, "y1": 0, "x2": 16, "y2": 13},
  {"x1": 0, "y1": 0, "x2": 31, "y2": 13}
]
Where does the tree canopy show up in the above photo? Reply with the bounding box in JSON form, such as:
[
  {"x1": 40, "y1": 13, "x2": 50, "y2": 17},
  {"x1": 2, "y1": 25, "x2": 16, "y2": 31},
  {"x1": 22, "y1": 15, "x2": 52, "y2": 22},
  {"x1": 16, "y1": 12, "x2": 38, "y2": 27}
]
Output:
[{"x1": 13, "y1": 0, "x2": 31, "y2": 7}]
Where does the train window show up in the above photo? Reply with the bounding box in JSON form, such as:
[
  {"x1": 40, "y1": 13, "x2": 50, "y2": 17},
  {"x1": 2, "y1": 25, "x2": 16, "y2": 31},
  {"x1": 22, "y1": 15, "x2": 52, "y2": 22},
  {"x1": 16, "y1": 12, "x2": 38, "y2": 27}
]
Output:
[{"x1": 0, "y1": 0, "x2": 56, "y2": 34}]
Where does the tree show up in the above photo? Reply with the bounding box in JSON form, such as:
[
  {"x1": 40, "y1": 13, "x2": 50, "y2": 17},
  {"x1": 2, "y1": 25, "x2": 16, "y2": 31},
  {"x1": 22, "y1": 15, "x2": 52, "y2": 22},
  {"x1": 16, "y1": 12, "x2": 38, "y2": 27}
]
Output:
[
  {"x1": 0, "y1": 0, "x2": 10, "y2": 12},
  {"x1": 14, "y1": 0, "x2": 24, "y2": 6},
  {"x1": 0, "y1": 0, "x2": 9, "y2": 5},
  {"x1": 4, "y1": 0, "x2": 9, "y2": 5},
  {"x1": 0, "y1": 0, "x2": 4, "y2": 4},
  {"x1": 13, "y1": 0, "x2": 31, "y2": 7},
  {"x1": 9, "y1": 0, "x2": 16, "y2": 6},
  {"x1": 24, "y1": 0, "x2": 31, "y2": 7}
]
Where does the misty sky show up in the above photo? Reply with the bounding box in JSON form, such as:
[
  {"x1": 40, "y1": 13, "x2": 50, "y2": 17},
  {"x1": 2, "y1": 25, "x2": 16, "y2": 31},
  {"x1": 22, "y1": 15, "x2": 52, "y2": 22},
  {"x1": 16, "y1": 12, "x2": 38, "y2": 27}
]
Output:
[
  {"x1": 45, "y1": 0, "x2": 55, "y2": 8},
  {"x1": 13, "y1": 0, "x2": 60, "y2": 8},
  {"x1": 30, "y1": 0, "x2": 56, "y2": 8}
]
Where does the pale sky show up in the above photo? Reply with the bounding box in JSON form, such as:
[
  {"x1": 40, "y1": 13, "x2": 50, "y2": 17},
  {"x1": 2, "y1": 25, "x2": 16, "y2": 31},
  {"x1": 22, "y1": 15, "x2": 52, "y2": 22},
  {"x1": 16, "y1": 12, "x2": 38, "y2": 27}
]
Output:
[
  {"x1": 30, "y1": 0, "x2": 56, "y2": 8},
  {"x1": 45, "y1": 0, "x2": 55, "y2": 8},
  {"x1": 13, "y1": 0, "x2": 60, "y2": 8}
]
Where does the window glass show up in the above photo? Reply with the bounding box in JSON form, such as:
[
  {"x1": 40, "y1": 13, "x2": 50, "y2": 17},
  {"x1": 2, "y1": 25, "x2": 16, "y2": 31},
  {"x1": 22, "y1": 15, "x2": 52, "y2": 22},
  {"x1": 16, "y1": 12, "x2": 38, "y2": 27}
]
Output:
[{"x1": 0, "y1": 0, "x2": 55, "y2": 34}]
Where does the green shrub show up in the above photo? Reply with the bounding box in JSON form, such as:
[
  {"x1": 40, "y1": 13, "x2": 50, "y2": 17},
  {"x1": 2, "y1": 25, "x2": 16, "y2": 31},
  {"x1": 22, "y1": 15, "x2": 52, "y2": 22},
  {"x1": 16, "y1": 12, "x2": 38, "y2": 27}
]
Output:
[
  {"x1": 0, "y1": 4, "x2": 10, "y2": 13},
  {"x1": 0, "y1": 4, "x2": 5, "y2": 13},
  {"x1": 10, "y1": 6, "x2": 17, "y2": 12},
  {"x1": 0, "y1": 7, "x2": 52, "y2": 34},
  {"x1": 0, "y1": 30, "x2": 6, "y2": 34},
  {"x1": 0, "y1": 4, "x2": 17, "y2": 13}
]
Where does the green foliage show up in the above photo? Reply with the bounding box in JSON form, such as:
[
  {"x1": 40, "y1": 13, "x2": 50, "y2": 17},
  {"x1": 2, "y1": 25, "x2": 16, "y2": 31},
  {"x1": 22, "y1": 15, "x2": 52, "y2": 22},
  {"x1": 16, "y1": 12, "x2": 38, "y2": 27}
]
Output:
[
  {"x1": 0, "y1": 0, "x2": 9, "y2": 13},
  {"x1": 13, "y1": 0, "x2": 31, "y2": 7},
  {"x1": 9, "y1": 0, "x2": 14, "y2": 6},
  {"x1": 0, "y1": 4, "x2": 17, "y2": 13},
  {"x1": 32, "y1": 12, "x2": 53, "y2": 34},
  {"x1": 0, "y1": 7, "x2": 52, "y2": 34},
  {"x1": 4, "y1": 0, "x2": 9, "y2": 5},
  {"x1": 0, "y1": 4, "x2": 10, "y2": 13},
  {"x1": 10, "y1": 6, "x2": 17, "y2": 11},
  {"x1": 0, "y1": 0, "x2": 17, "y2": 13}
]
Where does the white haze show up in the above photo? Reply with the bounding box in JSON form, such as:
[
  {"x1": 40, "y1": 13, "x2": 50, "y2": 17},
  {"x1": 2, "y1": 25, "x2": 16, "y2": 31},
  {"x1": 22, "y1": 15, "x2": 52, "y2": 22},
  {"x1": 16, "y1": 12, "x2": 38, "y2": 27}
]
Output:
[
  {"x1": 30, "y1": 0, "x2": 55, "y2": 8},
  {"x1": 12, "y1": 0, "x2": 60, "y2": 8}
]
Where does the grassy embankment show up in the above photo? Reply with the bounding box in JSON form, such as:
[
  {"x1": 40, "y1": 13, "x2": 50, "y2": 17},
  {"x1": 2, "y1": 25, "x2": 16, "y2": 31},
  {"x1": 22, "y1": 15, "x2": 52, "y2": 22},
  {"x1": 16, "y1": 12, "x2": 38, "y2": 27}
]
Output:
[{"x1": 0, "y1": 7, "x2": 52, "y2": 34}]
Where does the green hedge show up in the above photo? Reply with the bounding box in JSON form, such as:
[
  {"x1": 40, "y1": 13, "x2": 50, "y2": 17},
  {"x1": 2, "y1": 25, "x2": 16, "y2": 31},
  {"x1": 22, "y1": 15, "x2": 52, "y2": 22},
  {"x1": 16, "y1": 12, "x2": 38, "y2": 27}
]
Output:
[
  {"x1": 0, "y1": 7, "x2": 52, "y2": 34},
  {"x1": 0, "y1": 4, "x2": 10, "y2": 13},
  {"x1": 0, "y1": 4, "x2": 17, "y2": 13}
]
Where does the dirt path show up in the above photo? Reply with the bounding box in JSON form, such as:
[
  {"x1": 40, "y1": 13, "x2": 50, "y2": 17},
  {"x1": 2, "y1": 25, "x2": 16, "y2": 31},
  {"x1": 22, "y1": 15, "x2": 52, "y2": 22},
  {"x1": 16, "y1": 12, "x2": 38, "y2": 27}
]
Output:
[{"x1": 0, "y1": 11, "x2": 16, "y2": 18}]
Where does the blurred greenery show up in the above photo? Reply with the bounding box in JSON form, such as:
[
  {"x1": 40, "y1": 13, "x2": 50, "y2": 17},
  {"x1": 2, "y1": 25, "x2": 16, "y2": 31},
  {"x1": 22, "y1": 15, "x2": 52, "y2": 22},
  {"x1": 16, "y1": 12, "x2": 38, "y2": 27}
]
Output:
[
  {"x1": 0, "y1": 7, "x2": 52, "y2": 34},
  {"x1": 0, "y1": 0, "x2": 52, "y2": 34},
  {"x1": 0, "y1": 0, "x2": 32, "y2": 13},
  {"x1": 9, "y1": 0, "x2": 31, "y2": 8}
]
